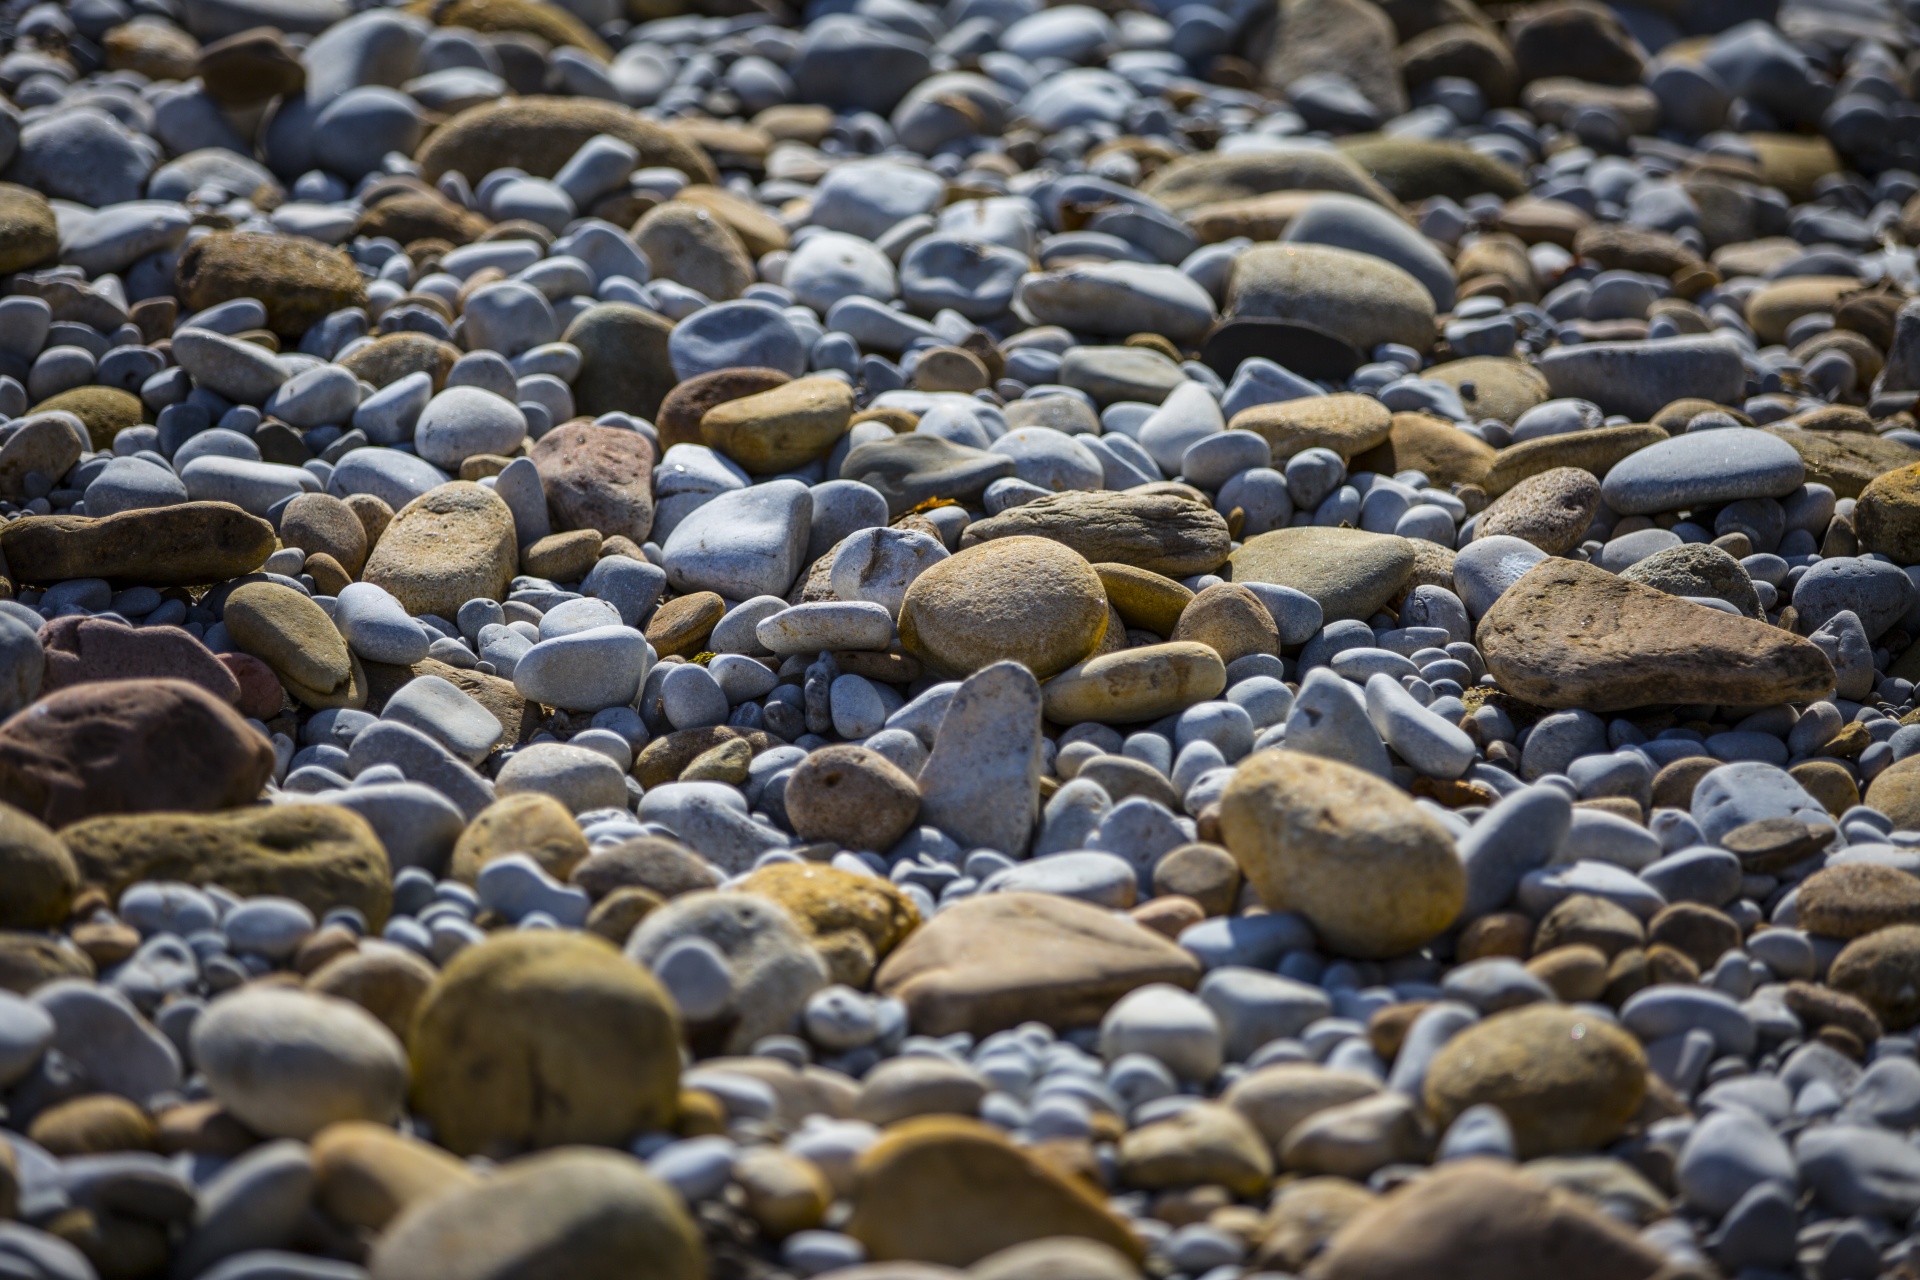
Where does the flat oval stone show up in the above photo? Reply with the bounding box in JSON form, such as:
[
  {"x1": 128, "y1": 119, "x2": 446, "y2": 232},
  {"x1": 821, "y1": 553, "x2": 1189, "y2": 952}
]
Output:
[
  {"x1": 1599, "y1": 428, "x2": 1806, "y2": 516},
  {"x1": 361, "y1": 482, "x2": 517, "y2": 619},
  {"x1": 1041, "y1": 642, "x2": 1227, "y2": 726},
  {"x1": 1228, "y1": 527, "x2": 1415, "y2": 621},
  {"x1": 1478, "y1": 559, "x2": 1834, "y2": 712}
]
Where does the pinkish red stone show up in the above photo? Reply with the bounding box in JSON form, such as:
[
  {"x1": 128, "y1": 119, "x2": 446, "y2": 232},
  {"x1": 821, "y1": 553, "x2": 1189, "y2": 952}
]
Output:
[
  {"x1": 39, "y1": 616, "x2": 241, "y2": 704},
  {"x1": 218, "y1": 652, "x2": 286, "y2": 720}
]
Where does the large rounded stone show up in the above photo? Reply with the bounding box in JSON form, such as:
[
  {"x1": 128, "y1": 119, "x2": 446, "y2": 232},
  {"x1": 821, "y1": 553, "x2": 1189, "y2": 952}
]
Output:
[
  {"x1": 528, "y1": 423, "x2": 656, "y2": 544},
  {"x1": 899, "y1": 537, "x2": 1108, "y2": 678},
  {"x1": 845, "y1": 1117, "x2": 1141, "y2": 1267},
  {"x1": 779, "y1": 746, "x2": 920, "y2": 855},
  {"x1": 1856, "y1": 462, "x2": 1920, "y2": 564},
  {"x1": 1475, "y1": 467, "x2": 1601, "y2": 556},
  {"x1": 0, "y1": 679, "x2": 273, "y2": 827},
  {"x1": 65, "y1": 805, "x2": 392, "y2": 926},
  {"x1": 0, "y1": 184, "x2": 58, "y2": 274},
  {"x1": 739, "y1": 861, "x2": 920, "y2": 988},
  {"x1": 1830, "y1": 925, "x2": 1920, "y2": 1030},
  {"x1": 1312, "y1": 1158, "x2": 1667, "y2": 1280},
  {"x1": 958, "y1": 490, "x2": 1231, "y2": 578},
  {"x1": 875, "y1": 892, "x2": 1200, "y2": 1036},
  {"x1": 0, "y1": 803, "x2": 77, "y2": 929},
  {"x1": 1797, "y1": 864, "x2": 1920, "y2": 939},
  {"x1": 448, "y1": 793, "x2": 589, "y2": 885},
  {"x1": 362, "y1": 482, "x2": 516, "y2": 619},
  {"x1": 414, "y1": 97, "x2": 716, "y2": 185},
  {"x1": 1042, "y1": 642, "x2": 1227, "y2": 726},
  {"x1": 192, "y1": 987, "x2": 408, "y2": 1139},
  {"x1": 225, "y1": 581, "x2": 359, "y2": 708},
  {"x1": 1218, "y1": 751, "x2": 1464, "y2": 958},
  {"x1": 408, "y1": 931, "x2": 681, "y2": 1158},
  {"x1": 561, "y1": 303, "x2": 678, "y2": 421},
  {"x1": 1, "y1": 503, "x2": 271, "y2": 588},
  {"x1": 1228, "y1": 527, "x2": 1415, "y2": 622},
  {"x1": 312, "y1": 1121, "x2": 481, "y2": 1234},
  {"x1": 1424, "y1": 1005, "x2": 1647, "y2": 1158},
  {"x1": 1227, "y1": 243, "x2": 1437, "y2": 354},
  {"x1": 1477, "y1": 559, "x2": 1834, "y2": 712},
  {"x1": 175, "y1": 231, "x2": 367, "y2": 340},
  {"x1": 29, "y1": 388, "x2": 143, "y2": 451},
  {"x1": 369, "y1": 1148, "x2": 704, "y2": 1280},
  {"x1": 700, "y1": 377, "x2": 853, "y2": 475},
  {"x1": 1229, "y1": 394, "x2": 1392, "y2": 462},
  {"x1": 632, "y1": 202, "x2": 753, "y2": 301}
]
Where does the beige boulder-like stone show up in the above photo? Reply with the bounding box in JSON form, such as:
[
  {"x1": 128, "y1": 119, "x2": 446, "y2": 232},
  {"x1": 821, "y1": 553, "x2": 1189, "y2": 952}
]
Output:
[{"x1": 1218, "y1": 751, "x2": 1464, "y2": 959}]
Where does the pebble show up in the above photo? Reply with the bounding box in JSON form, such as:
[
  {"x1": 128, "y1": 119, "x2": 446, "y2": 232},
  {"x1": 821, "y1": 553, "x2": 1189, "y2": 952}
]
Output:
[{"x1": 5, "y1": 0, "x2": 1920, "y2": 1272}]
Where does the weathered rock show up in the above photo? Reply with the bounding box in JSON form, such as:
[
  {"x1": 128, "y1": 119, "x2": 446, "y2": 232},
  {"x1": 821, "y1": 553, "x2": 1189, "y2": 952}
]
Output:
[
  {"x1": 778, "y1": 747, "x2": 921, "y2": 856},
  {"x1": 1474, "y1": 467, "x2": 1600, "y2": 555},
  {"x1": 561, "y1": 303, "x2": 678, "y2": 421},
  {"x1": 700, "y1": 377, "x2": 852, "y2": 475},
  {"x1": 900, "y1": 537, "x2": 1108, "y2": 679},
  {"x1": 1772, "y1": 430, "x2": 1920, "y2": 501},
  {"x1": 960, "y1": 490, "x2": 1230, "y2": 577},
  {"x1": 1312, "y1": 1158, "x2": 1668, "y2": 1280},
  {"x1": 740, "y1": 861, "x2": 920, "y2": 988},
  {"x1": 1230, "y1": 395, "x2": 1392, "y2": 463},
  {"x1": 414, "y1": 97, "x2": 716, "y2": 185},
  {"x1": 1228, "y1": 527, "x2": 1415, "y2": 621},
  {"x1": 1219, "y1": 751, "x2": 1463, "y2": 958},
  {"x1": 845, "y1": 1117, "x2": 1141, "y2": 1267},
  {"x1": 875, "y1": 892, "x2": 1201, "y2": 1036},
  {"x1": 1043, "y1": 642, "x2": 1228, "y2": 725},
  {"x1": 0, "y1": 185, "x2": 58, "y2": 274},
  {"x1": 408, "y1": 931, "x2": 681, "y2": 1157},
  {"x1": 175, "y1": 232, "x2": 367, "y2": 339},
  {"x1": 528, "y1": 423, "x2": 656, "y2": 544},
  {"x1": 1476, "y1": 560, "x2": 1834, "y2": 711},
  {"x1": 1228, "y1": 243, "x2": 1436, "y2": 354},
  {"x1": 65, "y1": 805, "x2": 391, "y2": 925},
  {"x1": 0, "y1": 680, "x2": 273, "y2": 827},
  {"x1": 0, "y1": 502, "x2": 273, "y2": 587},
  {"x1": 362, "y1": 483, "x2": 516, "y2": 619},
  {"x1": 0, "y1": 803, "x2": 77, "y2": 930},
  {"x1": 1424, "y1": 1005, "x2": 1646, "y2": 1157},
  {"x1": 369, "y1": 1148, "x2": 704, "y2": 1280}
]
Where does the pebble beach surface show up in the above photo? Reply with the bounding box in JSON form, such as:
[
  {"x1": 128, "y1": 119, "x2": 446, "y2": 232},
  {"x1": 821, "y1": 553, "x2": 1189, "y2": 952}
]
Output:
[{"x1": 7, "y1": 0, "x2": 1920, "y2": 1275}]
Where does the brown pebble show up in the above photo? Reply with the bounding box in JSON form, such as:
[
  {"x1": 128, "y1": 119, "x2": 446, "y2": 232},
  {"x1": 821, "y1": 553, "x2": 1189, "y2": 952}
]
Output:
[
  {"x1": 1784, "y1": 980, "x2": 1883, "y2": 1047},
  {"x1": 70, "y1": 920, "x2": 139, "y2": 968},
  {"x1": 584, "y1": 885, "x2": 663, "y2": 943},
  {"x1": 1646, "y1": 903, "x2": 1741, "y2": 971},
  {"x1": 291, "y1": 923, "x2": 359, "y2": 975},
  {"x1": 1720, "y1": 815, "x2": 1835, "y2": 873},
  {"x1": 1457, "y1": 912, "x2": 1533, "y2": 960},
  {"x1": 645, "y1": 592, "x2": 726, "y2": 657},
  {"x1": 304, "y1": 552, "x2": 353, "y2": 596},
  {"x1": 1799, "y1": 863, "x2": 1920, "y2": 939},
  {"x1": 1645, "y1": 943, "x2": 1700, "y2": 986},
  {"x1": 1130, "y1": 895, "x2": 1205, "y2": 939},
  {"x1": 154, "y1": 1102, "x2": 256, "y2": 1158},
  {"x1": 1650, "y1": 756, "x2": 1718, "y2": 810},
  {"x1": 1150, "y1": 843, "x2": 1241, "y2": 917},
  {"x1": 1602, "y1": 947, "x2": 1650, "y2": 1005},
  {"x1": 29, "y1": 1095, "x2": 157, "y2": 1156},
  {"x1": 912, "y1": 347, "x2": 990, "y2": 393},
  {"x1": 1526, "y1": 944, "x2": 1609, "y2": 1003},
  {"x1": 1532, "y1": 894, "x2": 1644, "y2": 958},
  {"x1": 1367, "y1": 1001, "x2": 1429, "y2": 1061},
  {"x1": 1789, "y1": 761, "x2": 1860, "y2": 817}
]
